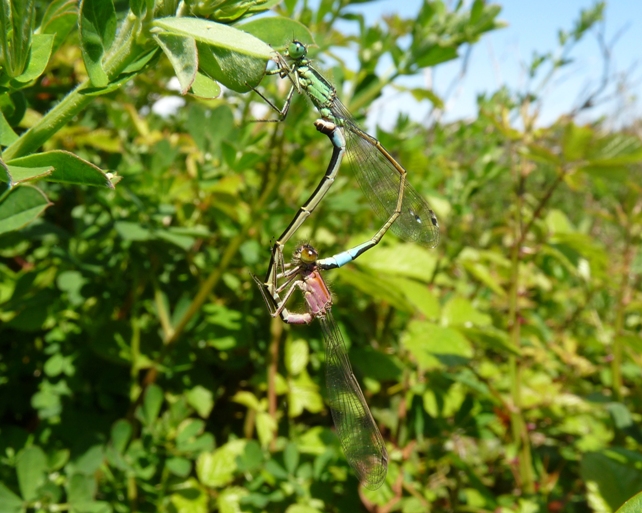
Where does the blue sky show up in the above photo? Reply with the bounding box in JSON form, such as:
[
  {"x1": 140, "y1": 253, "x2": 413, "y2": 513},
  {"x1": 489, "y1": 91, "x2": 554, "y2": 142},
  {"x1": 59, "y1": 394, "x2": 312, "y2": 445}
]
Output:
[{"x1": 337, "y1": 0, "x2": 641, "y2": 128}]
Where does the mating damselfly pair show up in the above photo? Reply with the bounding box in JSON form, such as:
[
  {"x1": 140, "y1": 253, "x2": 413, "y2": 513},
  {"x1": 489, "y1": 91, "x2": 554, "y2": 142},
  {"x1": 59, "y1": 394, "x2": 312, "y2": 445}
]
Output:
[{"x1": 251, "y1": 40, "x2": 440, "y2": 490}]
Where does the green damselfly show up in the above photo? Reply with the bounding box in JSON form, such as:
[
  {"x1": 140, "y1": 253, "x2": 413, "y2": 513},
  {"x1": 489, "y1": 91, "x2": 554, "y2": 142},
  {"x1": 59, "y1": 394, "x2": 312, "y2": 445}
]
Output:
[{"x1": 253, "y1": 41, "x2": 440, "y2": 295}]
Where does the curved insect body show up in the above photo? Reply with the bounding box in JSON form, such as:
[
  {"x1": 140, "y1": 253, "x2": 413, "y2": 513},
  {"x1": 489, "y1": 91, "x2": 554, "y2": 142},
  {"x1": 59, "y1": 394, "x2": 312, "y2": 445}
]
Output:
[{"x1": 252, "y1": 244, "x2": 388, "y2": 490}]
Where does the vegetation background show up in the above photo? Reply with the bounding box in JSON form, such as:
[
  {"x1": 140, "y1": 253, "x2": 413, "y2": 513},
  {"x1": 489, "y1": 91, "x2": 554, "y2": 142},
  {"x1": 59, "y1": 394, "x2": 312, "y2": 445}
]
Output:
[{"x1": 1, "y1": 0, "x2": 641, "y2": 512}]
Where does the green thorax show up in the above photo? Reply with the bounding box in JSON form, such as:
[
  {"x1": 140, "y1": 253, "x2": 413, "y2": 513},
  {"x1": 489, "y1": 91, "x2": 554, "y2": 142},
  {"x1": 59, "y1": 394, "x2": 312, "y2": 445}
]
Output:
[{"x1": 285, "y1": 41, "x2": 344, "y2": 125}]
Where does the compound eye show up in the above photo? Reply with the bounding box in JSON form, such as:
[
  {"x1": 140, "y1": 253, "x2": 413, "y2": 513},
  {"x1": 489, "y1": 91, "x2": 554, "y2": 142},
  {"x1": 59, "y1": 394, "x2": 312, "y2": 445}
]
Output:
[
  {"x1": 299, "y1": 245, "x2": 318, "y2": 263},
  {"x1": 288, "y1": 41, "x2": 307, "y2": 59}
]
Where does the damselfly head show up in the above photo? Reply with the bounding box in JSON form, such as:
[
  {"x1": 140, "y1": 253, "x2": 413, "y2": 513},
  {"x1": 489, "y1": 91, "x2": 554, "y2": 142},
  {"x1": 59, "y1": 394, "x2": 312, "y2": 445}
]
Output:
[
  {"x1": 287, "y1": 40, "x2": 307, "y2": 60},
  {"x1": 294, "y1": 243, "x2": 318, "y2": 264}
]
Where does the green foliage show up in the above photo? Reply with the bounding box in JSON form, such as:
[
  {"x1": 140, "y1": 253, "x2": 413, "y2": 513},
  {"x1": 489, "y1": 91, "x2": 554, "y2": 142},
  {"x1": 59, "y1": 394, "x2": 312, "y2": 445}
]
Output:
[{"x1": 1, "y1": 0, "x2": 642, "y2": 512}]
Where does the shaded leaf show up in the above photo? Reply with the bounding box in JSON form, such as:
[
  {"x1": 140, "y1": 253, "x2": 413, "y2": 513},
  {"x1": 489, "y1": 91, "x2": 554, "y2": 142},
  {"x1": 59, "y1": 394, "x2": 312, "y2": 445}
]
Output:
[{"x1": 0, "y1": 184, "x2": 51, "y2": 234}]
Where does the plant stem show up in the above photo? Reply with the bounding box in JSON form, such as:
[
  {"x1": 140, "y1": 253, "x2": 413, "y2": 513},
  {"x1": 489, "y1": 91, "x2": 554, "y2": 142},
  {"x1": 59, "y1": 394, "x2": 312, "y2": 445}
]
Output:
[
  {"x1": 3, "y1": 14, "x2": 141, "y2": 161},
  {"x1": 507, "y1": 145, "x2": 535, "y2": 495}
]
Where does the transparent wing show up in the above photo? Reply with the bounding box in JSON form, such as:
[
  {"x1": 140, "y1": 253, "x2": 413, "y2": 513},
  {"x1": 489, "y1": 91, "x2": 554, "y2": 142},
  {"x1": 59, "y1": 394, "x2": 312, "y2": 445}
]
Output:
[
  {"x1": 320, "y1": 310, "x2": 388, "y2": 490},
  {"x1": 334, "y1": 99, "x2": 440, "y2": 248}
]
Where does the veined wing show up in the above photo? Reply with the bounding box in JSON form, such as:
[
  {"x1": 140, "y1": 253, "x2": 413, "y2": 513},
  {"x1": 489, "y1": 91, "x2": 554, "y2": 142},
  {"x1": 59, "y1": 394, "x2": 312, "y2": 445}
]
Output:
[
  {"x1": 333, "y1": 99, "x2": 440, "y2": 248},
  {"x1": 320, "y1": 310, "x2": 388, "y2": 490}
]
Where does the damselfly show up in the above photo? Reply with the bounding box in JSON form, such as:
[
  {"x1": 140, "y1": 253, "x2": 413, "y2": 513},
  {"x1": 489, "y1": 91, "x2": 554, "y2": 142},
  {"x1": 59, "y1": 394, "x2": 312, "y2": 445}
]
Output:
[
  {"x1": 253, "y1": 40, "x2": 440, "y2": 287},
  {"x1": 252, "y1": 243, "x2": 388, "y2": 490}
]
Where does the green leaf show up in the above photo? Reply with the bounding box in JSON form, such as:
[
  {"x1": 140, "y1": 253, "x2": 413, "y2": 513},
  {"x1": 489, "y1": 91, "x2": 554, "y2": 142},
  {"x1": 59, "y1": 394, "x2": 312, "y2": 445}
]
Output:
[
  {"x1": 0, "y1": 110, "x2": 19, "y2": 146},
  {"x1": 403, "y1": 321, "x2": 474, "y2": 369},
  {"x1": 196, "y1": 440, "x2": 246, "y2": 488},
  {"x1": 152, "y1": 17, "x2": 273, "y2": 60},
  {"x1": 70, "y1": 445, "x2": 104, "y2": 475},
  {"x1": 239, "y1": 17, "x2": 314, "y2": 49},
  {"x1": 283, "y1": 442, "x2": 299, "y2": 475},
  {"x1": 0, "y1": 184, "x2": 51, "y2": 234},
  {"x1": 189, "y1": 72, "x2": 221, "y2": 99},
  {"x1": 141, "y1": 384, "x2": 163, "y2": 425},
  {"x1": 166, "y1": 457, "x2": 192, "y2": 478},
  {"x1": 11, "y1": 33, "x2": 54, "y2": 85},
  {"x1": 0, "y1": 483, "x2": 23, "y2": 513},
  {"x1": 110, "y1": 420, "x2": 132, "y2": 453},
  {"x1": 16, "y1": 445, "x2": 47, "y2": 502},
  {"x1": 186, "y1": 385, "x2": 214, "y2": 418},
  {"x1": 154, "y1": 33, "x2": 198, "y2": 94},
  {"x1": 169, "y1": 478, "x2": 208, "y2": 513},
  {"x1": 7, "y1": 151, "x2": 114, "y2": 188},
  {"x1": 357, "y1": 243, "x2": 438, "y2": 282},
  {"x1": 581, "y1": 449, "x2": 642, "y2": 511},
  {"x1": 5, "y1": 165, "x2": 53, "y2": 184},
  {"x1": 562, "y1": 123, "x2": 593, "y2": 161},
  {"x1": 442, "y1": 297, "x2": 491, "y2": 327},
  {"x1": 0, "y1": 0, "x2": 35, "y2": 77},
  {"x1": 217, "y1": 486, "x2": 249, "y2": 513},
  {"x1": 152, "y1": 17, "x2": 273, "y2": 92},
  {"x1": 79, "y1": 0, "x2": 117, "y2": 87},
  {"x1": 197, "y1": 42, "x2": 266, "y2": 93},
  {"x1": 285, "y1": 338, "x2": 309, "y2": 376},
  {"x1": 617, "y1": 491, "x2": 642, "y2": 513},
  {"x1": 39, "y1": 0, "x2": 78, "y2": 53},
  {"x1": 67, "y1": 473, "x2": 96, "y2": 504}
]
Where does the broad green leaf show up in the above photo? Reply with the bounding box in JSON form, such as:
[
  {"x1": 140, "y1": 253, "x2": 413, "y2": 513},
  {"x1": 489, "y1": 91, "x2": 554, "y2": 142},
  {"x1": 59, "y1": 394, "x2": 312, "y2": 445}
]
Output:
[
  {"x1": 351, "y1": 346, "x2": 403, "y2": 381},
  {"x1": 152, "y1": 17, "x2": 273, "y2": 92},
  {"x1": 110, "y1": 420, "x2": 132, "y2": 454},
  {"x1": 288, "y1": 371, "x2": 323, "y2": 417},
  {"x1": 196, "y1": 440, "x2": 246, "y2": 487},
  {"x1": 357, "y1": 243, "x2": 438, "y2": 282},
  {"x1": 403, "y1": 321, "x2": 474, "y2": 369},
  {"x1": 232, "y1": 391, "x2": 261, "y2": 411},
  {"x1": 414, "y1": 45, "x2": 458, "y2": 68},
  {"x1": 154, "y1": 33, "x2": 198, "y2": 94},
  {"x1": 166, "y1": 457, "x2": 191, "y2": 478},
  {"x1": 17, "y1": 445, "x2": 47, "y2": 502},
  {"x1": 5, "y1": 165, "x2": 53, "y2": 184},
  {"x1": 152, "y1": 17, "x2": 273, "y2": 60},
  {"x1": 283, "y1": 442, "x2": 299, "y2": 475},
  {"x1": 67, "y1": 473, "x2": 95, "y2": 504},
  {"x1": 0, "y1": 110, "x2": 19, "y2": 146},
  {"x1": 460, "y1": 326, "x2": 521, "y2": 355},
  {"x1": 442, "y1": 297, "x2": 491, "y2": 327},
  {"x1": 7, "y1": 151, "x2": 114, "y2": 188},
  {"x1": 256, "y1": 412, "x2": 277, "y2": 448},
  {"x1": 239, "y1": 17, "x2": 314, "y2": 49},
  {"x1": 285, "y1": 338, "x2": 309, "y2": 376},
  {"x1": 79, "y1": 0, "x2": 117, "y2": 87},
  {"x1": 189, "y1": 72, "x2": 221, "y2": 99},
  {"x1": 217, "y1": 486, "x2": 249, "y2": 513},
  {"x1": 141, "y1": 384, "x2": 163, "y2": 425},
  {"x1": 186, "y1": 385, "x2": 214, "y2": 418},
  {"x1": 0, "y1": 483, "x2": 23, "y2": 512},
  {"x1": 617, "y1": 491, "x2": 642, "y2": 513},
  {"x1": 197, "y1": 42, "x2": 265, "y2": 93},
  {"x1": 336, "y1": 267, "x2": 414, "y2": 313},
  {"x1": 11, "y1": 33, "x2": 54, "y2": 85},
  {"x1": 170, "y1": 478, "x2": 208, "y2": 513},
  {"x1": 461, "y1": 260, "x2": 506, "y2": 297},
  {"x1": 562, "y1": 123, "x2": 593, "y2": 161},
  {"x1": 176, "y1": 419, "x2": 206, "y2": 447},
  {"x1": 39, "y1": 0, "x2": 78, "y2": 53},
  {"x1": 114, "y1": 221, "x2": 151, "y2": 241},
  {"x1": 69, "y1": 445, "x2": 104, "y2": 475},
  {"x1": 0, "y1": 184, "x2": 51, "y2": 234},
  {"x1": 581, "y1": 449, "x2": 642, "y2": 511}
]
